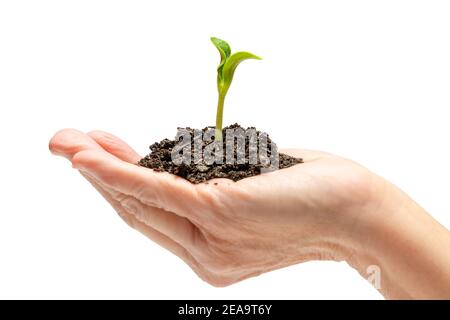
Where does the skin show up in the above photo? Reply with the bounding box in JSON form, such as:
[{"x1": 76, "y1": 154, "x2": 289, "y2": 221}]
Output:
[{"x1": 49, "y1": 129, "x2": 450, "y2": 299}]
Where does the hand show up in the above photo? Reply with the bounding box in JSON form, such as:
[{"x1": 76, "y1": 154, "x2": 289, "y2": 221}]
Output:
[{"x1": 49, "y1": 129, "x2": 450, "y2": 299}]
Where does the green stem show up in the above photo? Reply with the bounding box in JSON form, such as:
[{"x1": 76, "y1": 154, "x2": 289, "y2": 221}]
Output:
[{"x1": 215, "y1": 93, "x2": 225, "y2": 141}]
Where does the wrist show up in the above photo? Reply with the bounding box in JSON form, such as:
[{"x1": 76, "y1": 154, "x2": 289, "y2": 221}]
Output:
[{"x1": 343, "y1": 176, "x2": 450, "y2": 299}]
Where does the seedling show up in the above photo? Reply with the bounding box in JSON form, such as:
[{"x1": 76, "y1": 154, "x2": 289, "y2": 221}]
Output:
[
  {"x1": 139, "y1": 37, "x2": 303, "y2": 183},
  {"x1": 210, "y1": 37, "x2": 261, "y2": 140}
]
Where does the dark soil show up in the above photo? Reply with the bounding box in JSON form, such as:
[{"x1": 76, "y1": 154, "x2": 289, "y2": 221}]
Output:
[{"x1": 138, "y1": 123, "x2": 303, "y2": 183}]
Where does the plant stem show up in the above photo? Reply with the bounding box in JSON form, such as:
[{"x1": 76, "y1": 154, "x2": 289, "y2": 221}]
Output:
[{"x1": 215, "y1": 93, "x2": 225, "y2": 141}]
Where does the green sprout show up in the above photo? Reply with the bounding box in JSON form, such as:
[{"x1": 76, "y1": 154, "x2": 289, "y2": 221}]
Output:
[{"x1": 211, "y1": 37, "x2": 261, "y2": 141}]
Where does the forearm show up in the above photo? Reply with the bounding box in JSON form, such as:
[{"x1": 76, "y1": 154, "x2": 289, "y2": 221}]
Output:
[{"x1": 348, "y1": 179, "x2": 450, "y2": 299}]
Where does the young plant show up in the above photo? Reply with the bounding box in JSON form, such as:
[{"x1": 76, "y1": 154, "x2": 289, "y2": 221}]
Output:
[{"x1": 211, "y1": 37, "x2": 261, "y2": 141}]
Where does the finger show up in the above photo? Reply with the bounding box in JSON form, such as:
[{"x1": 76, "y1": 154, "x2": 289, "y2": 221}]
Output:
[
  {"x1": 49, "y1": 129, "x2": 104, "y2": 160},
  {"x1": 126, "y1": 213, "x2": 197, "y2": 265},
  {"x1": 72, "y1": 149, "x2": 202, "y2": 217},
  {"x1": 80, "y1": 172, "x2": 199, "y2": 267},
  {"x1": 87, "y1": 130, "x2": 141, "y2": 164},
  {"x1": 119, "y1": 195, "x2": 200, "y2": 249},
  {"x1": 83, "y1": 171, "x2": 200, "y2": 250}
]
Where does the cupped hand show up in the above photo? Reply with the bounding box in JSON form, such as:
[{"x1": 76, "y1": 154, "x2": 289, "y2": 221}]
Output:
[{"x1": 49, "y1": 129, "x2": 386, "y2": 287}]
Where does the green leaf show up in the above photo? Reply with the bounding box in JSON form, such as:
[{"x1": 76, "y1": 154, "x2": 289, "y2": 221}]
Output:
[
  {"x1": 210, "y1": 37, "x2": 231, "y2": 61},
  {"x1": 210, "y1": 37, "x2": 261, "y2": 140},
  {"x1": 221, "y1": 51, "x2": 262, "y2": 94},
  {"x1": 210, "y1": 37, "x2": 231, "y2": 78}
]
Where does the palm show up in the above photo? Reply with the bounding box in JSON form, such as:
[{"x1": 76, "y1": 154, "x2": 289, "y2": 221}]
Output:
[
  {"x1": 222, "y1": 149, "x2": 372, "y2": 230},
  {"x1": 50, "y1": 129, "x2": 374, "y2": 286}
]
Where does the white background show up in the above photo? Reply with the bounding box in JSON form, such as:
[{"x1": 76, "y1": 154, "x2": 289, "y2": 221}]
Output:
[{"x1": 1, "y1": 1, "x2": 449, "y2": 299}]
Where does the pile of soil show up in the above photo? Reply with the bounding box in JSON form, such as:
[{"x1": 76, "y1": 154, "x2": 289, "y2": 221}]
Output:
[{"x1": 138, "y1": 123, "x2": 303, "y2": 183}]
